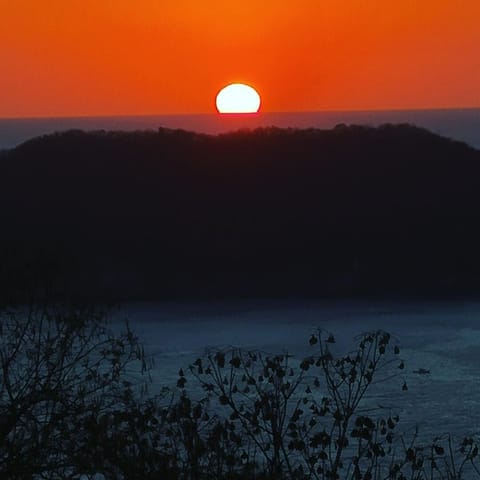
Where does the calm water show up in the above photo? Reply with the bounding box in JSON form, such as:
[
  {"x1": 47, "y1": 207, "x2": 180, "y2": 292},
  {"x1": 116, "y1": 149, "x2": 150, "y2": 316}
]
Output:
[
  {"x1": 1, "y1": 108, "x2": 480, "y2": 150},
  {"x1": 118, "y1": 299, "x2": 480, "y2": 443}
]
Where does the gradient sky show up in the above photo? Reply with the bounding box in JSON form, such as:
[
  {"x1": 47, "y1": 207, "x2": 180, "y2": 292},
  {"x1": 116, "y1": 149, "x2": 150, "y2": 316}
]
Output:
[{"x1": 1, "y1": 0, "x2": 479, "y2": 117}]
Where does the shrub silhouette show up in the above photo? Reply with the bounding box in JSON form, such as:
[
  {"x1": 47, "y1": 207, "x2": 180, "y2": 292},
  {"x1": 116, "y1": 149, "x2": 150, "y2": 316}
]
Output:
[
  {"x1": 182, "y1": 330, "x2": 405, "y2": 479},
  {"x1": 2, "y1": 304, "x2": 480, "y2": 479},
  {"x1": 0, "y1": 304, "x2": 151, "y2": 478},
  {"x1": 170, "y1": 330, "x2": 480, "y2": 479}
]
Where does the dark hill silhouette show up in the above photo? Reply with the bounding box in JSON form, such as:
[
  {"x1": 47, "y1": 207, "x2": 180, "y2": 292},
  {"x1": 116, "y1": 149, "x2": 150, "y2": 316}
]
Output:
[{"x1": 1, "y1": 124, "x2": 480, "y2": 301}]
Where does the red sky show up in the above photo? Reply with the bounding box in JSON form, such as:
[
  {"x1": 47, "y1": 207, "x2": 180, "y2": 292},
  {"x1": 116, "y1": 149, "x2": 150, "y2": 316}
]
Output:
[{"x1": 1, "y1": 0, "x2": 479, "y2": 117}]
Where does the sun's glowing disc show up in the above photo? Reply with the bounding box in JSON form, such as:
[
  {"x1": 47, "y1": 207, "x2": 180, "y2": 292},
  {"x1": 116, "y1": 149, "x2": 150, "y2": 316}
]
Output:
[{"x1": 215, "y1": 83, "x2": 261, "y2": 114}]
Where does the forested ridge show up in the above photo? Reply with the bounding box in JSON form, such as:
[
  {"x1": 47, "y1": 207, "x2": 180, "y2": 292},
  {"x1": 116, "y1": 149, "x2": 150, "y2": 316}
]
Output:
[{"x1": 1, "y1": 124, "x2": 480, "y2": 301}]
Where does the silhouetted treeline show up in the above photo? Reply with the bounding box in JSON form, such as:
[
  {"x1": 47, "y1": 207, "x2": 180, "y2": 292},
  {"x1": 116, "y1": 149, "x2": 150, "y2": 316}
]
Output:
[{"x1": 1, "y1": 124, "x2": 480, "y2": 301}]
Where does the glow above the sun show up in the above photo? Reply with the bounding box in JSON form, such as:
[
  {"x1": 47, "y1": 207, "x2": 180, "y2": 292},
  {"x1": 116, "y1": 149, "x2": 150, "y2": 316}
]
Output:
[{"x1": 216, "y1": 83, "x2": 261, "y2": 114}]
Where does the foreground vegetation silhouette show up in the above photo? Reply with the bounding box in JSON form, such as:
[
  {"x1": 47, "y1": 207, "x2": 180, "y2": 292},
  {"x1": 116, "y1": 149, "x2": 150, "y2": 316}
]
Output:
[{"x1": 2, "y1": 304, "x2": 480, "y2": 479}]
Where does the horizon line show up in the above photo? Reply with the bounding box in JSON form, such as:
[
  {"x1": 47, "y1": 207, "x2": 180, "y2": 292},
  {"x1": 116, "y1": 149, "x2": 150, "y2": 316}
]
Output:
[{"x1": 1, "y1": 105, "x2": 480, "y2": 121}]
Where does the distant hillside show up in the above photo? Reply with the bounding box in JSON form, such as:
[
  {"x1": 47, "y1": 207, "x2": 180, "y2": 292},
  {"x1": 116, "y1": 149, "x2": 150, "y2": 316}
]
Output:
[{"x1": 1, "y1": 124, "x2": 480, "y2": 301}]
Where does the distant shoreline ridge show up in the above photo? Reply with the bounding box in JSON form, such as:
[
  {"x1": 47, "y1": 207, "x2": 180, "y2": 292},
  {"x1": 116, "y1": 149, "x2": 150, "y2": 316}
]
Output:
[
  {"x1": 2, "y1": 123, "x2": 480, "y2": 302},
  {"x1": 1, "y1": 108, "x2": 480, "y2": 150}
]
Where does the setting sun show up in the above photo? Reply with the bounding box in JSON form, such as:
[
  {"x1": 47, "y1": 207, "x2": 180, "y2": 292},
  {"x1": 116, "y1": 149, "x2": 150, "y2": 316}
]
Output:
[{"x1": 215, "y1": 83, "x2": 261, "y2": 114}]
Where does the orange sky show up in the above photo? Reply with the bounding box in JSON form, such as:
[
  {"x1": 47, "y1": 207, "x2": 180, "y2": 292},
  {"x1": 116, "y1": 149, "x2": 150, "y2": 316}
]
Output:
[{"x1": 1, "y1": 0, "x2": 479, "y2": 117}]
